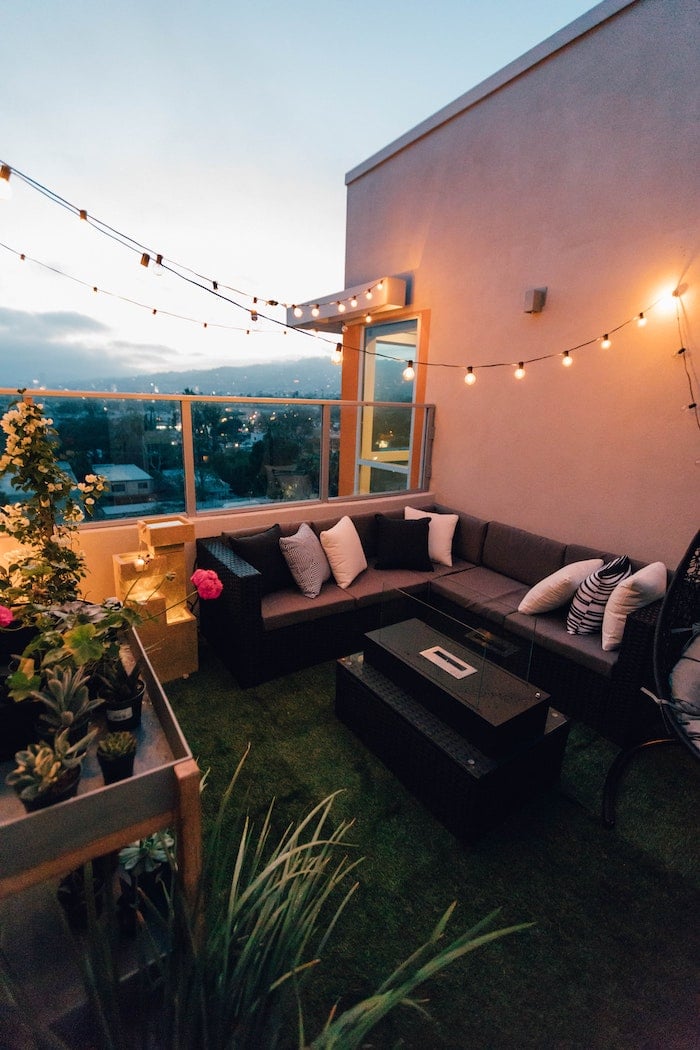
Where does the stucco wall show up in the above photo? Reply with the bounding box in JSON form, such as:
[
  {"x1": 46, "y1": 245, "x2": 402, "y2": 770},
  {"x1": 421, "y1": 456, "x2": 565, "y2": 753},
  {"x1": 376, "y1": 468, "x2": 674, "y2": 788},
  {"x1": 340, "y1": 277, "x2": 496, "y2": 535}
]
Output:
[{"x1": 344, "y1": 0, "x2": 699, "y2": 569}]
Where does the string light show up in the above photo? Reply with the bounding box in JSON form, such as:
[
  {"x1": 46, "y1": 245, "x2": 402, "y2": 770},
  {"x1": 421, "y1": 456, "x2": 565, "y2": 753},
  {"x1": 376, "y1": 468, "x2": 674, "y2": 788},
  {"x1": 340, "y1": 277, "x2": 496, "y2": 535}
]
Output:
[
  {"x1": 402, "y1": 360, "x2": 415, "y2": 381},
  {"x1": 153, "y1": 253, "x2": 164, "y2": 277},
  {"x1": 0, "y1": 160, "x2": 691, "y2": 398},
  {"x1": 332, "y1": 343, "x2": 343, "y2": 365},
  {"x1": 0, "y1": 165, "x2": 11, "y2": 200},
  {"x1": 562, "y1": 350, "x2": 573, "y2": 367}
]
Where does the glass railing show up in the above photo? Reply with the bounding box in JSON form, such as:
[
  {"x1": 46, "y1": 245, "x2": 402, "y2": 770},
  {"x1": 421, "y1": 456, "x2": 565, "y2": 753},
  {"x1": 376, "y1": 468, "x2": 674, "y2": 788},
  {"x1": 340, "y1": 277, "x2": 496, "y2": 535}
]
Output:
[{"x1": 0, "y1": 389, "x2": 435, "y2": 524}]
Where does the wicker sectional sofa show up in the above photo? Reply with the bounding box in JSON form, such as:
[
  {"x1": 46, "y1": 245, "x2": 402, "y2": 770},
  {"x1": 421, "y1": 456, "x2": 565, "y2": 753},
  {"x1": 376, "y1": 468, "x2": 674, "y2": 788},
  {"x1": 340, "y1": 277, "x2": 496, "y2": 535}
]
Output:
[{"x1": 195, "y1": 504, "x2": 666, "y2": 746}]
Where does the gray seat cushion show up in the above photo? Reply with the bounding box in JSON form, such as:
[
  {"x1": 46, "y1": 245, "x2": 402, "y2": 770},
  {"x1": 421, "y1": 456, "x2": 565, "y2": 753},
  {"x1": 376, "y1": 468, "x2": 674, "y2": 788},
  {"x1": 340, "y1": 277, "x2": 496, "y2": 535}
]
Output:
[
  {"x1": 262, "y1": 584, "x2": 354, "y2": 630},
  {"x1": 505, "y1": 610, "x2": 618, "y2": 677},
  {"x1": 431, "y1": 568, "x2": 529, "y2": 625}
]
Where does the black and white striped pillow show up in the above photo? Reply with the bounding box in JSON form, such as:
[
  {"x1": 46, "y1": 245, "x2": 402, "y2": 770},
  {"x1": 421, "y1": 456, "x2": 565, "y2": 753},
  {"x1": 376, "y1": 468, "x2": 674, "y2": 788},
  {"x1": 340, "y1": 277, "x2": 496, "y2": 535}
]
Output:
[{"x1": 566, "y1": 555, "x2": 632, "y2": 635}]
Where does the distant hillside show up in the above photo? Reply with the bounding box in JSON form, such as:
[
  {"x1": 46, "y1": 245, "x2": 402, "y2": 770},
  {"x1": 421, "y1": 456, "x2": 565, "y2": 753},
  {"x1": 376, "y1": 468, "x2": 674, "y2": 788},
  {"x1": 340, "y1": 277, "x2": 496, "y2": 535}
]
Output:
[{"x1": 73, "y1": 357, "x2": 342, "y2": 398}]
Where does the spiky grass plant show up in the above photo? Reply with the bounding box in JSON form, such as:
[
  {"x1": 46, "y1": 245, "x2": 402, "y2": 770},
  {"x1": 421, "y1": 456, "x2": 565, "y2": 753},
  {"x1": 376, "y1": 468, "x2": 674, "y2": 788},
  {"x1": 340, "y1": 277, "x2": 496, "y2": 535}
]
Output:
[{"x1": 0, "y1": 748, "x2": 529, "y2": 1048}]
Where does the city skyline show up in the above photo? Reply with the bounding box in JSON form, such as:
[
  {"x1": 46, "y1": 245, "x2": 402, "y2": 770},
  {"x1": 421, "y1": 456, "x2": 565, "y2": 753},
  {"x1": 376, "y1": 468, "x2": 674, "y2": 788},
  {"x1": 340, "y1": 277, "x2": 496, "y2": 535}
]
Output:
[{"x1": 1, "y1": 0, "x2": 594, "y2": 388}]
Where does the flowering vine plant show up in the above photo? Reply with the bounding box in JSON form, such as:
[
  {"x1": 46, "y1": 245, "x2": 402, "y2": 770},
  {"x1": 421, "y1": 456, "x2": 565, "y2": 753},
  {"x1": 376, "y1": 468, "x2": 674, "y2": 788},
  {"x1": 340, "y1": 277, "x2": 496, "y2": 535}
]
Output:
[{"x1": 0, "y1": 393, "x2": 106, "y2": 612}]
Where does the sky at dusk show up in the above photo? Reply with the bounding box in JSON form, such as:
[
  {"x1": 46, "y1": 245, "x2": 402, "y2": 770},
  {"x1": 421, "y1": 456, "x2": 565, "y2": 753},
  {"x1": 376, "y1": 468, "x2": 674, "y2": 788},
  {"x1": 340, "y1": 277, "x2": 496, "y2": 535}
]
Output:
[{"x1": 1, "y1": 0, "x2": 595, "y2": 389}]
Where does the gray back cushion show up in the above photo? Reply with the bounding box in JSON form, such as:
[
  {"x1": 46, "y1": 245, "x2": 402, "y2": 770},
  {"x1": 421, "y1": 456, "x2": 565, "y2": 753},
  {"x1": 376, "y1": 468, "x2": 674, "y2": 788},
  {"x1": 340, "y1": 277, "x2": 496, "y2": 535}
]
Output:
[{"x1": 482, "y1": 521, "x2": 566, "y2": 586}]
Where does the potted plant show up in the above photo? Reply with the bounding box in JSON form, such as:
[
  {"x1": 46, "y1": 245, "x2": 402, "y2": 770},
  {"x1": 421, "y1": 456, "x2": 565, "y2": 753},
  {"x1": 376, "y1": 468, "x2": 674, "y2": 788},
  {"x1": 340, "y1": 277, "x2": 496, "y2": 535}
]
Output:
[
  {"x1": 5, "y1": 724, "x2": 97, "y2": 811},
  {"x1": 31, "y1": 664, "x2": 101, "y2": 742},
  {"x1": 96, "y1": 730, "x2": 138, "y2": 784},
  {"x1": 0, "y1": 394, "x2": 106, "y2": 616},
  {"x1": 96, "y1": 656, "x2": 146, "y2": 729},
  {"x1": 117, "y1": 829, "x2": 175, "y2": 932}
]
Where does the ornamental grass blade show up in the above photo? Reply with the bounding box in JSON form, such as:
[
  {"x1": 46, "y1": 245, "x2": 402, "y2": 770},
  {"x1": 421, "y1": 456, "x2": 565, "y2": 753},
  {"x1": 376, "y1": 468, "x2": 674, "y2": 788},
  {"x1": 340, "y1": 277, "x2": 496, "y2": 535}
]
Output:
[{"x1": 309, "y1": 908, "x2": 534, "y2": 1050}]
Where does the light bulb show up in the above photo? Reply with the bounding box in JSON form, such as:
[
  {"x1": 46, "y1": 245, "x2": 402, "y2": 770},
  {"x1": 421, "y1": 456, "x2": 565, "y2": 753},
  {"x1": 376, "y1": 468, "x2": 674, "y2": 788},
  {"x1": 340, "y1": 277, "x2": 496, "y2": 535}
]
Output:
[
  {"x1": 332, "y1": 343, "x2": 343, "y2": 365},
  {"x1": 365, "y1": 289, "x2": 373, "y2": 300},
  {"x1": 403, "y1": 360, "x2": 415, "y2": 381},
  {"x1": 350, "y1": 296, "x2": 358, "y2": 308},
  {"x1": 637, "y1": 312, "x2": 647, "y2": 327},
  {"x1": 134, "y1": 556, "x2": 146, "y2": 572},
  {"x1": 376, "y1": 280, "x2": 384, "y2": 290},
  {"x1": 0, "y1": 164, "x2": 11, "y2": 200},
  {"x1": 311, "y1": 304, "x2": 320, "y2": 318},
  {"x1": 337, "y1": 301, "x2": 346, "y2": 313},
  {"x1": 365, "y1": 312, "x2": 372, "y2": 324},
  {"x1": 293, "y1": 305, "x2": 303, "y2": 318},
  {"x1": 514, "y1": 362, "x2": 525, "y2": 379},
  {"x1": 562, "y1": 351, "x2": 573, "y2": 367},
  {"x1": 153, "y1": 253, "x2": 164, "y2": 277},
  {"x1": 601, "y1": 333, "x2": 611, "y2": 349},
  {"x1": 465, "y1": 366, "x2": 476, "y2": 385}
]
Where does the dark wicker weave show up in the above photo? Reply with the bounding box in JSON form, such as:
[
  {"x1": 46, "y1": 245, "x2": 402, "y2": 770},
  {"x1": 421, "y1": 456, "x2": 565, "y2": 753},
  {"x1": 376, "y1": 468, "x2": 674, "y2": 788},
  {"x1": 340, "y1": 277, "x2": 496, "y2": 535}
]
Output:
[
  {"x1": 336, "y1": 653, "x2": 570, "y2": 840},
  {"x1": 196, "y1": 537, "x2": 383, "y2": 687},
  {"x1": 602, "y1": 529, "x2": 700, "y2": 826},
  {"x1": 654, "y1": 528, "x2": 700, "y2": 756}
]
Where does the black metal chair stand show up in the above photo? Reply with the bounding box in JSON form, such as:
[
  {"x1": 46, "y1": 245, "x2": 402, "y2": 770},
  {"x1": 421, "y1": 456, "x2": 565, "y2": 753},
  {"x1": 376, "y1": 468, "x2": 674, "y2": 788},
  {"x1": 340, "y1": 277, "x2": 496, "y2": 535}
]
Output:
[{"x1": 602, "y1": 528, "x2": 700, "y2": 828}]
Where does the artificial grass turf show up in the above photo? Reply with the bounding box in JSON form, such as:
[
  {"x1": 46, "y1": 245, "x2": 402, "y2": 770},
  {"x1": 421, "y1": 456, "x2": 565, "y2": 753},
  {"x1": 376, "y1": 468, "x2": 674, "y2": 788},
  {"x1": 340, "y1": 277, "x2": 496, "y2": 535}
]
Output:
[{"x1": 168, "y1": 643, "x2": 700, "y2": 1050}]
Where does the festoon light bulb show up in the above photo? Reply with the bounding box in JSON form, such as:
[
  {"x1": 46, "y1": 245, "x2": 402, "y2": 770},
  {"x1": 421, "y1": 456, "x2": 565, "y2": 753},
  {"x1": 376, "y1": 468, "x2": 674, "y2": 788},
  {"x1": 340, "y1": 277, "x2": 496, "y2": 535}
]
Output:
[
  {"x1": 403, "y1": 360, "x2": 416, "y2": 381},
  {"x1": 464, "y1": 366, "x2": 476, "y2": 385}
]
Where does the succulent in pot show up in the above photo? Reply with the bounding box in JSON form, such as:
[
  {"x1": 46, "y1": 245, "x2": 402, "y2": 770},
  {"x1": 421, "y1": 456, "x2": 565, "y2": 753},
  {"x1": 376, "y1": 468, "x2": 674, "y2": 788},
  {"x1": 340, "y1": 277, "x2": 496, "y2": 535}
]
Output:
[
  {"x1": 5, "y1": 724, "x2": 97, "y2": 811},
  {"x1": 96, "y1": 656, "x2": 145, "y2": 730},
  {"x1": 30, "y1": 664, "x2": 101, "y2": 742},
  {"x1": 118, "y1": 829, "x2": 175, "y2": 932},
  {"x1": 96, "y1": 730, "x2": 138, "y2": 784}
]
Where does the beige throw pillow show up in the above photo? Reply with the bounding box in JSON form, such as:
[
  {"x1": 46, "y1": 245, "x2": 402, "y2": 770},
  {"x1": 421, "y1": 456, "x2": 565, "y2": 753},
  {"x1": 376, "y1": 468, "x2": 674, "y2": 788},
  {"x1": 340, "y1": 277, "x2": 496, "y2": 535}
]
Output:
[
  {"x1": 601, "y1": 561, "x2": 667, "y2": 651},
  {"x1": 518, "y1": 559, "x2": 604, "y2": 615},
  {"x1": 404, "y1": 507, "x2": 458, "y2": 566},
  {"x1": 319, "y1": 516, "x2": 367, "y2": 589}
]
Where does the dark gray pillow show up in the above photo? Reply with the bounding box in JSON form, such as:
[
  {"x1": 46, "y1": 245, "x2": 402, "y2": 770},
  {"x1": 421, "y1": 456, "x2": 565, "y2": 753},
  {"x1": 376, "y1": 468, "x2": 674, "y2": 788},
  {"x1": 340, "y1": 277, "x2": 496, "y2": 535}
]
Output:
[
  {"x1": 375, "y1": 514, "x2": 432, "y2": 571},
  {"x1": 227, "y1": 525, "x2": 294, "y2": 595}
]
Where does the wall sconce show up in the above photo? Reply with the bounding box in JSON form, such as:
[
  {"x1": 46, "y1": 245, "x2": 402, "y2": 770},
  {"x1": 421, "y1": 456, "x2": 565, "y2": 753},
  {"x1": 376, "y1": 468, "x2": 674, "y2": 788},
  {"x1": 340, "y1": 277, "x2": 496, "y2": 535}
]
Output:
[{"x1": 524, "y1": 287, "x2": 547, "y2": 313}]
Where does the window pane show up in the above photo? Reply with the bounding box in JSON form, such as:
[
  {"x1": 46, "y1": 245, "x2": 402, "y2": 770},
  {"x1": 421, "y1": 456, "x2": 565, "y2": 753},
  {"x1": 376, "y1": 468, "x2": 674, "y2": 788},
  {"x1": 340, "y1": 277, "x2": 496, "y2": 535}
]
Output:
[
  {"x1": 192, "y1": 401, "x2": 322, "y2": 510},
  {"x1": 39, "y1": 396, "x2": 186, "y2": 520}
]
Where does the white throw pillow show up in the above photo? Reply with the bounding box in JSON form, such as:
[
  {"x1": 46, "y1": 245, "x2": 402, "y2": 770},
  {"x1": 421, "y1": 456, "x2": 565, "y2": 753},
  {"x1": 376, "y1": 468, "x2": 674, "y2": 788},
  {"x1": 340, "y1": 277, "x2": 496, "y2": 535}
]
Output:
[
  {"x1": 518, "y1": 559, "x2": 604, "y2": 615},
  {"x1": 601, "y1": 561, "x2": 667, "y2": 651},
  {"x1": 319, "y1": 516, "x2": 367, "y2": 589},
  {"x1": 404, "y1": 507, "x2": 458, "y2": 566}
]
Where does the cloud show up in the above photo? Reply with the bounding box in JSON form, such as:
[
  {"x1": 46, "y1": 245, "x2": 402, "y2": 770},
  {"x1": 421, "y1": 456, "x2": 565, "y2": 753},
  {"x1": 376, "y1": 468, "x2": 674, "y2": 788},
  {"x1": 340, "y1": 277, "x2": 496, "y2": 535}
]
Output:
[{"x1": 0, "y1": 307, "x2": 181, "y2": 388}]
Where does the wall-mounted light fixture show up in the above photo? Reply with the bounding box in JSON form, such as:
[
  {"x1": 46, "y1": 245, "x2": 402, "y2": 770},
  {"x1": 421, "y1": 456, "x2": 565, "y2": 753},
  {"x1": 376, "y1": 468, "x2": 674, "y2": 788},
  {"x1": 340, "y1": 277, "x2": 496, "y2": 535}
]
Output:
[{"x1": 524, "y1": 287, "x2": 547, "y2": 313}]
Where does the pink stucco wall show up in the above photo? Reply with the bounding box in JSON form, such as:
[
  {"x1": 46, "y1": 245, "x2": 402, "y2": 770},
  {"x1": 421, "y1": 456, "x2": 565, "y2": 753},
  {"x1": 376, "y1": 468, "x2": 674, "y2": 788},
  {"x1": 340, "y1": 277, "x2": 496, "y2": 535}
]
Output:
[{"x1": 344, "y1": 0, "x2": 698, "y2": 568}]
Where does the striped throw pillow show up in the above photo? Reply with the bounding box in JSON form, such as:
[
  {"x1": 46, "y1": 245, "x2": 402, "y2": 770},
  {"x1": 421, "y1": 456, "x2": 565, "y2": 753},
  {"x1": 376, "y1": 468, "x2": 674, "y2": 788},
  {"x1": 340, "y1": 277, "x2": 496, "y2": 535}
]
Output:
[{"x1": 566, "y1": 556, "x2": 632, "y2": 635}]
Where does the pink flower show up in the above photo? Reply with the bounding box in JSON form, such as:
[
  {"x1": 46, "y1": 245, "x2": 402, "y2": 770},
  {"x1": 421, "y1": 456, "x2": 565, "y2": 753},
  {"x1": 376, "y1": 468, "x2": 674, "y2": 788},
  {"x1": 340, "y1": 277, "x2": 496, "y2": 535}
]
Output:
[
  {"x1": 190, "y1": 568, "x2": 223, "y2": 601},
  {"x1": 0, "y1": 604, "x2": 14, "y2": 628}
]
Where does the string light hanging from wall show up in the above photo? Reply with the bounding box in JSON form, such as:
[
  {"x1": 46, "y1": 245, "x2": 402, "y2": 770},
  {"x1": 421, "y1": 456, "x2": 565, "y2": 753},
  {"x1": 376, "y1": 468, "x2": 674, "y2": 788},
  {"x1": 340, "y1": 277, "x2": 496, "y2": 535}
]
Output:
[{"x1": 0, "y1": 158, "x2": 695, "y2": 419}]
